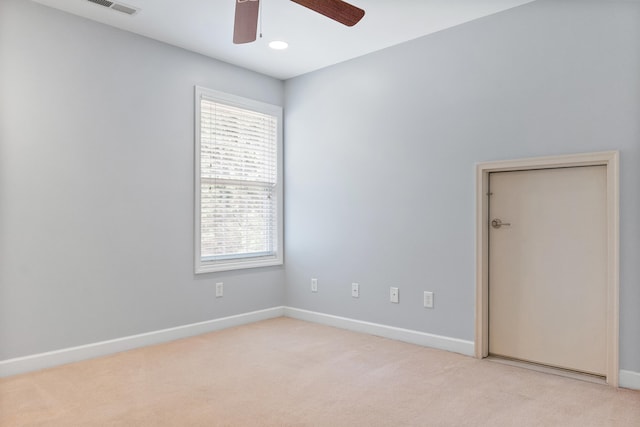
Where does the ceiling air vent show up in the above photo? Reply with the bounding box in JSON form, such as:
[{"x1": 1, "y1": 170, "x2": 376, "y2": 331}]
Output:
[
  {"x1": 86, "y1": 0, "x2": 139, "y2": 16},
  {"x1": 87, "y1": 0, "x2": 114, "y2": 7}
]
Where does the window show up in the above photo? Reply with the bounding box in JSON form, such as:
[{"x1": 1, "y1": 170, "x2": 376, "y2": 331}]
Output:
[{"x1": 195, "y1": 87, "x2": 283, "y2": 273}]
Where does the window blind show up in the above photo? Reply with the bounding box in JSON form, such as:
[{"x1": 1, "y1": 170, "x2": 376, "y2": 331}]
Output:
[{"x1": 199, "y1": 96, "x2": 278, "y2": 263}]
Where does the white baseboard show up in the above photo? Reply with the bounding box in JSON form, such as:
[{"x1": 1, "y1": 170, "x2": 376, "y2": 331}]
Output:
[
  {"x1": 283, "y1": 307, "x2": 475, "y2": 357},
  {"x1": 6, "y1": 304, "x2": 629, "y2": 388},
  {"x1": 0, "y1": 306, "x2": 284, "y2": 378},
  {"x1": 619, "y1": 370, "x2": 640, "y2": 391}
]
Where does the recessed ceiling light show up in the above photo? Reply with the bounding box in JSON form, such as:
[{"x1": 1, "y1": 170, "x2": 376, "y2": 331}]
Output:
[{"x1": 269, "y1": 40, "x2": 289, "y2": 50}]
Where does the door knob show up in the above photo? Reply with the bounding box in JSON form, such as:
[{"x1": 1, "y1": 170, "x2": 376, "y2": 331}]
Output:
[{"x1": 491, "y1": 218, "x2": 511, "y2": 229}]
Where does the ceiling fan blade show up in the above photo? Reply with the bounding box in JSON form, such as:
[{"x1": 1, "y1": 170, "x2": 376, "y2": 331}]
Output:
[
  {"x1": 233, "y1": 0, "x2": 260, "y2": 44},
  {"x1": 291, "y1": 0, "x2": 365, "y2": 27}
]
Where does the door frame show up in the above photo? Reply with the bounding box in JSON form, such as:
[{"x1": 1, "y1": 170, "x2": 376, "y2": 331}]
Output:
[{"x1": 475, "y1": 151, "x2": 619, "y2": 386}]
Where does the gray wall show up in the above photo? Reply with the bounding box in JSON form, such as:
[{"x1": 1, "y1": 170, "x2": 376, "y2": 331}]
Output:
[
  {"x1": 1, "y1": 0, "x2": 638, "y2": 374},
  {"x1": 0, "y1": 0, "x2": 285, "y2": 360},
  {"x1": 284, "y1": 0, "x2": 640, "y2": 371}
]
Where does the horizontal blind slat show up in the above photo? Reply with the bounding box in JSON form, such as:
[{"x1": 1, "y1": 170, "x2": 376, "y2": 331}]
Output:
[{"x1": 199, "y1": 97, "x2": 279, "y2": 262}]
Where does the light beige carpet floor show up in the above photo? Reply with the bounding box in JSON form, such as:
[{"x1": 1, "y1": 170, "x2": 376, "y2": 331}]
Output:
[{"x1": 1, "y1": 317, "x2": 639, "y2": 426}]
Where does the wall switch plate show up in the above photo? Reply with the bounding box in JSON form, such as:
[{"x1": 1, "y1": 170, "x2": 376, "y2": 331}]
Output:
[
  {"x1": 215, "y1": 282, "x2": 223, "y2": 298},
  {"x1": 311, "y1": 278, "x2": 318, "y2": 293},
  {"x1": 351, "y1": 283, "x2": 359, "y2": 298},
  {"x1": 424, "y1": 291, "x2": 434, "y2": 308},
  {"x1": 390, "y1": 287, "x2": 399, "y2": 303}
]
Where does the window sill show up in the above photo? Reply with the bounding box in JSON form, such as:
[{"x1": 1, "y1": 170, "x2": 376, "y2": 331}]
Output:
[{"x1": 195, "y1": 256, "x2": 283, "y2": 274}]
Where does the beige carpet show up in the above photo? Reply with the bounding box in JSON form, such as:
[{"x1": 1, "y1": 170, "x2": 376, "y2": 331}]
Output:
[{"x1": 1, "y1": 317, "x2": 639, "y2": 426}]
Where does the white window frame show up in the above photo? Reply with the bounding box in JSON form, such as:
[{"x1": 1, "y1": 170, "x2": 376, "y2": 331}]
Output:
[{"x1": 194, "y1": 86, "x2": 283, "y2": 273}]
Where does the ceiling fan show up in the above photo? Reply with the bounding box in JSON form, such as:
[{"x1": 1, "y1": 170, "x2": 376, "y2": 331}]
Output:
[{"x1": 233, "y1": 0, "x2": 365, "y2": 44}]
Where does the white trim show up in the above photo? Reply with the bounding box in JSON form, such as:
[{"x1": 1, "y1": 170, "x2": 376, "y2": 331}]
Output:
[
  {"x1": 19, "y1": 305, "x2": 632, "y2": 385},
  {"x1": 0, "y1": 307, "x2": 284, "y2": 378},
  {"x1": 619, "y1": 370, "x2": 640, "y2": 391},
  {"x1": 194, "y1": 86, "x2": 284, "y2": 274},
  {"x1": 475, "y1": 151, "x2": 620, "y2": 386},
  {"x1": 283, "y1": 307, "x2": 475, "y2": 357}
]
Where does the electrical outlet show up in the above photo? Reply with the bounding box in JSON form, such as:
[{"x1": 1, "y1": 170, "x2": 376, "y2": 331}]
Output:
[
  {"x1": 390, "y1": 287, "x2": 399, "y2": 304},
  {"x1": 424, "y1": 291, "x2": 434, "y2": 308},
  {"x1": 311, "y1": 278, "x2": 318, "y2": 293},
  {"x1": 215, "y1": 282, "x2": 223, "y2": 298},
  {"x1": 351, "y1": 283, "x2": 359, "y2": 298}
]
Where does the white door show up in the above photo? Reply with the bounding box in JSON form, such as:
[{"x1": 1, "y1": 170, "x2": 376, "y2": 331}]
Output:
[{"x1": 488, "y1": 166, "x2": 607, "y2": 376}]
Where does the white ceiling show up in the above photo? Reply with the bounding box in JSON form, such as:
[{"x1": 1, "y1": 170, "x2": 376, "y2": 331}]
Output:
[{"x1": 31, "y1": 0, "x2": 536, "y2": 80}]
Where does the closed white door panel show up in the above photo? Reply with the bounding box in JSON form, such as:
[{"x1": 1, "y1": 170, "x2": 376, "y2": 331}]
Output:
[{"x1": 489, "y1": 166, "x2": 607, "y2": 376}]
